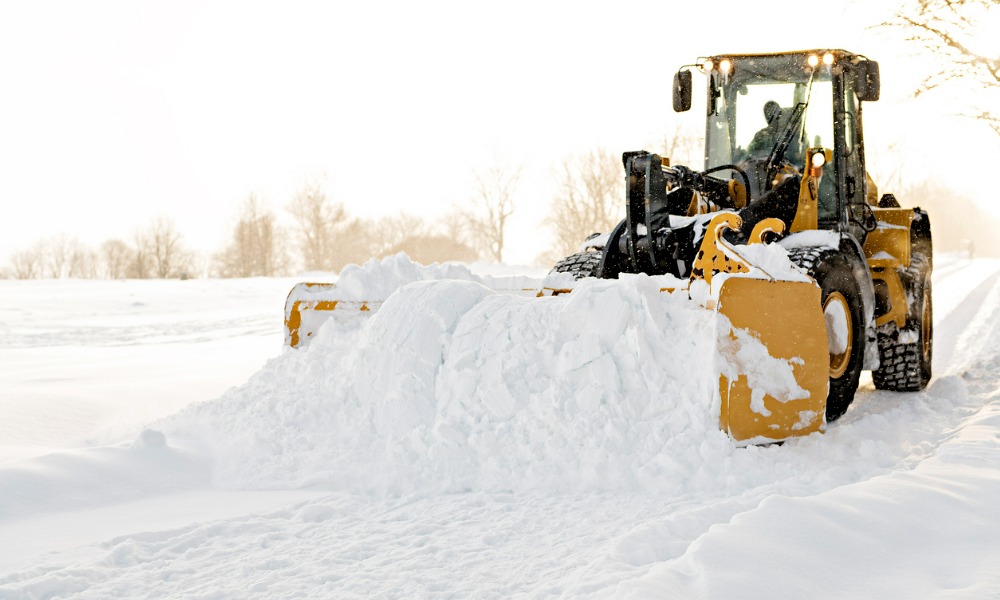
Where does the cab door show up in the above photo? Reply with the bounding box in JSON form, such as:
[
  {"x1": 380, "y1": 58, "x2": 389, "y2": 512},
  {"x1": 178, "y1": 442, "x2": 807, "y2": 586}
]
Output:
[{"x1": 835, "y1": 67, "x2": 869, "y2": 237}]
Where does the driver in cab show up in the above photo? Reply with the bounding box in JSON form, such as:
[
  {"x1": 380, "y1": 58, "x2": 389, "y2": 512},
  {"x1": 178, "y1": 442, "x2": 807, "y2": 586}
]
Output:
[{"x1": 746, "y1": 100, "x2": 782, "y2": 158}]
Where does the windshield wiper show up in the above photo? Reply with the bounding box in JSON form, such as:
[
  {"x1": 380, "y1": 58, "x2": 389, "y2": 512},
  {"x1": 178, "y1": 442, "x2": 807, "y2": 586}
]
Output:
[{"x1": 766, "y1": 102, "x2": 806, "y2": 176}]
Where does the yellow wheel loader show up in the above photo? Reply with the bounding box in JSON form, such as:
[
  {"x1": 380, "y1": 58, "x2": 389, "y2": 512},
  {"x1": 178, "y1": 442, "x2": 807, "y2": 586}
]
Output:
[
  {"x1": 552, "y1": 50, "x2": 933, "y2": 432},
  {"x1": 285, "y1": 50, "x2": 932, "y2": 444}
]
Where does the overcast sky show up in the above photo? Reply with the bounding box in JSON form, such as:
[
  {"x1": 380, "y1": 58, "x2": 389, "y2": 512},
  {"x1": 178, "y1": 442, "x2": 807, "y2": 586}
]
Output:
[{"x1": 1, "y1": 0, "x2": 997, "y2": 265}]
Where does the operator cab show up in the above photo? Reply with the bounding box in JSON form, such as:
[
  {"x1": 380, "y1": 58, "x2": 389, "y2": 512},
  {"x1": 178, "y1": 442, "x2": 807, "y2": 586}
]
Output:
[{"x1": 673, "y1": 50, "x2": 880, "y2": 235}]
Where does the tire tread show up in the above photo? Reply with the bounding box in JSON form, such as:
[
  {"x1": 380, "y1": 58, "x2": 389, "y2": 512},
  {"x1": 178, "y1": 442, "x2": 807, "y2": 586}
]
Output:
[{"x1": 550, "y1": 251, "x2": 602, "y2": 280}]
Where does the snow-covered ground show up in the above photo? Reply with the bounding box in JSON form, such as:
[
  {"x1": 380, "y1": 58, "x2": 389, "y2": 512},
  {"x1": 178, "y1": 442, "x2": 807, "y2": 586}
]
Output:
[{"x1": 2, "y1": 253, "x2": 1000, "y2": 598}]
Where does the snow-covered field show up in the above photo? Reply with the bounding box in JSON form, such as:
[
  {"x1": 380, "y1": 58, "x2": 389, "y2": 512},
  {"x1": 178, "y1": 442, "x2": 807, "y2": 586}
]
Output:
[{"x1": 2, "y1": 253, "x2": 1000, "y2": 598}]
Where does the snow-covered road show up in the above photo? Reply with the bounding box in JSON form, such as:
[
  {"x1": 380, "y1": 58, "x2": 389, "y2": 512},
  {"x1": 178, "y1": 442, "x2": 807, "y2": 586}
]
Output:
[{"x1": 2, "y1": 254, "x2": 999, "y2": 598}]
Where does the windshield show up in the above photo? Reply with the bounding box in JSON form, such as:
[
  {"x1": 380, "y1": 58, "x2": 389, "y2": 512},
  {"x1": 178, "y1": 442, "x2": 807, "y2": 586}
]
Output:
[{"x1": 705, "y1": 54, "x2": 834, "y2": 197}]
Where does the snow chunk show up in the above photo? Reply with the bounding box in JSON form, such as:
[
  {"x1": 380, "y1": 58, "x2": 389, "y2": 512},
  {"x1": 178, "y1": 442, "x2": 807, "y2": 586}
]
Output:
[
  {"x1": 824, "y1": 298, "x2": 850, "y2": 355},
  {"x1": 791, "y1": 410, "x2": 820, "y2": 431},
  {"x1": 717, "y1": 323, "x2": 811, "y2": 417},
  {"x1": 579, "y1": 232, "x2": 611, "y2": 251},
  {"x1": 870, "y1": 250, "x2": 898, "y2": 261},
  {"x1": 731, "y1": 243, "x2": 813, "y2": 283},
  {"x1": 779, "y1": 230, "x2": 839, "y2": 250}
]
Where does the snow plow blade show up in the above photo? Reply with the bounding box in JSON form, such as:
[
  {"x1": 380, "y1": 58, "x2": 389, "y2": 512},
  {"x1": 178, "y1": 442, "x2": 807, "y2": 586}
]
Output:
[
  {"x1": 284, "y1": 282, "x2": 381, "y2": 348},
  {"x1": 284, "y1": 214, "x2": 831, "y2": 445},
  {"x1": 715, "y1": 277, "x2": 829, "y2": 442},
  {"x1": 284, "y1": 274, "x2": 830, "y2": 443}
]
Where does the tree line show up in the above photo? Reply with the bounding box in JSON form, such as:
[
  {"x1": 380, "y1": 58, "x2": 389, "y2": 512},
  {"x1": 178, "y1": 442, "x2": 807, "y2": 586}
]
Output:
[
  {"x1": 6, "y1": 217, "x2": 193, "y2": 280},
  {"x1": 0, "y1": 152, "x2": 634, "y2": 280},
  {"x1": 1, "y1": 132, "x2": 703, "y2": 281},
  {"x1": 1, "y1": 188, "x2": 475, "y2": 280}
]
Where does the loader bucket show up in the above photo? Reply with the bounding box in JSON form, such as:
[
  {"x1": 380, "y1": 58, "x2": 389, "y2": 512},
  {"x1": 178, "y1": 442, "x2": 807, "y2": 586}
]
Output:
[{"x1": 715, "y1": 276, "x2": 829, "y2": 442}]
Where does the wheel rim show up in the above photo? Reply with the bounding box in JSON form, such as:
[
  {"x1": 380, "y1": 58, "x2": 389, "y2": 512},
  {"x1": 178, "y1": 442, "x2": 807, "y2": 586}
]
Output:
[{"x1": 824, "y1": 291, "x2": 853, "y2": 379}]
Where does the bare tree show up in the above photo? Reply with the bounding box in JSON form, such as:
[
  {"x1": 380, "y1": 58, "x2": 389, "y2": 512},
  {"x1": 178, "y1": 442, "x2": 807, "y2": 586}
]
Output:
[
  {"x1": 388, "y1": 233, "x2": 479, "y2": 264},
  {"x1": 127, "y1": 229, "x2": 153, "y2": 279},
  {"x1": 542, "y1": 148, "x2": 622, "y2": 263},
  {"x1": 43, "y1": 233, "x2": 75, "y2": 278},
  {"x1": 883, "y1": 0, "x2": 1000, "y2": 137},
  {"x1": 67, "y1": 242, "x2": 98, "y2": 278},
  {"x1": 330, "y1": 216, "x2": 392, "y2": 269},
  {"x1": 286, "y1": 181, "x2": 349, "y2": 271},
  {"x1": 363, "y1": 213, "x2": 432, "y2": 258},
  {"x1": 458, "y1": 164, "x2": 521, "y2": 262},
  {"x1": 380, "y1": 214, "x2": 478, "y2": 264},
  {"x1": 145, "y1": 216, "x2": 191, "y2": 278},
  {"x1": 9, "y1": 243, "x2": 44, "y2": 279},
  {"x1": 215, "y1": 195, "x2": 289, "y2": 277},
  {"x1": 654, "y1": 123, "x2": 702, "y2": 168},
  {"x1": 100, "y1": 239, "x2": 132, "y2": 279},
  {"x1": 35, "y1": 234, "x2": 95, "y2": 279}
]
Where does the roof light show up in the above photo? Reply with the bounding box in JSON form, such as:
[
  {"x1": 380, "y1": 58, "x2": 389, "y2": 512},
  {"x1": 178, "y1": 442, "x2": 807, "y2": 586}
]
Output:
[
  {"x1": 811, "y1": 152, "x2": 826, "y2": 167},
  {"x1": 703, "y1": 59, "x2": 714, "y2": 72},
  {"x1": 807, "y1": 54, "x2": 820, "y2": 68},
  {"x1": 719, "y1": 59, "x2": 732, "y2": 74},
  {"x1": 823, "y1": 52, "x2": 834, "y2": 65}
]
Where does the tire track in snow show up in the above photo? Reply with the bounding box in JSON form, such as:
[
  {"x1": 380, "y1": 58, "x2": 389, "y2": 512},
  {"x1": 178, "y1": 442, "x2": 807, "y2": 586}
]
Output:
[{"x1": 932, "y1": 260, "x2": 1000, "y2": 373}]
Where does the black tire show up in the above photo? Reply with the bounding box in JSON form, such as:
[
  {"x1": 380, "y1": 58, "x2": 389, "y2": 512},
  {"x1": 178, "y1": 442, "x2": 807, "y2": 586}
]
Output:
[
  {"x1": 788, "y1": 247, "x2": 866, "y2": 422},
  {"x1": 872, "y1": 253, "x2": 932, "y2": 391},
  {"x1": 550, "y1": 251, "x2": 602, "y2": 280}
]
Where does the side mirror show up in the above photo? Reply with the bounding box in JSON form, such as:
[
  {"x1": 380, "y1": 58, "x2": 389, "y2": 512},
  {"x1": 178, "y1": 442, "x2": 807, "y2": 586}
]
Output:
[
  {"x1": 673, "y1": 70, "x2": 692, "y2": 112},
  {"x1": 855, "y1": 60, "x2": 880, "y2": 102}
]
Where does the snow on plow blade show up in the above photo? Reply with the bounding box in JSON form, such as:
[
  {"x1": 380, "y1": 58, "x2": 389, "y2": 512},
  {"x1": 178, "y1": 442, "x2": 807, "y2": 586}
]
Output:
[
  {"x1": 284, "y1": 282, "x2": 381, "y2": 348},
  {"x1": 715, "y1": 277, "x2": 828, "y2": 442}
]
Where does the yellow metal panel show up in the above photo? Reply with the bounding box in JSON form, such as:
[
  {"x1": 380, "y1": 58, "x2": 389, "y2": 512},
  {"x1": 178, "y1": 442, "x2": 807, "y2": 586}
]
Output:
[
  {"x1": 869, "y1": 263, "x2": 908, "y2": 329},
  {"x1": 749, "y1": 218, "x2": 785, "y2": 244},
  {"x1": 789, "y1": 170, "x2": 819, "y2": 233},
  {"x1": 716, "y1": 278, "x2": 828, "y2": 442},
  {"x1": 690, "y1": 213, "x2": 751, "y2": 284},
  {"x1": 866, "y1": 172, "x2": 879, "y2": 205},
  {"x1": 864, "y1": 208, "x2": 913, "y2": 266}
]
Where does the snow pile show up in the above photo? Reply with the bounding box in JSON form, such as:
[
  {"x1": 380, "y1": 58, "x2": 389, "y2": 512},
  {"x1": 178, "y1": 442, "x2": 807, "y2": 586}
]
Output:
[
  {"x1": 164, "y1": 258, "x2": 762, "y2": 494},
  {"x1": 730, "y1": 240, "x2": 814, "y2": 282},
  {"x1": 326, "y1": 253, "x2": 542, "y2": 300}
]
